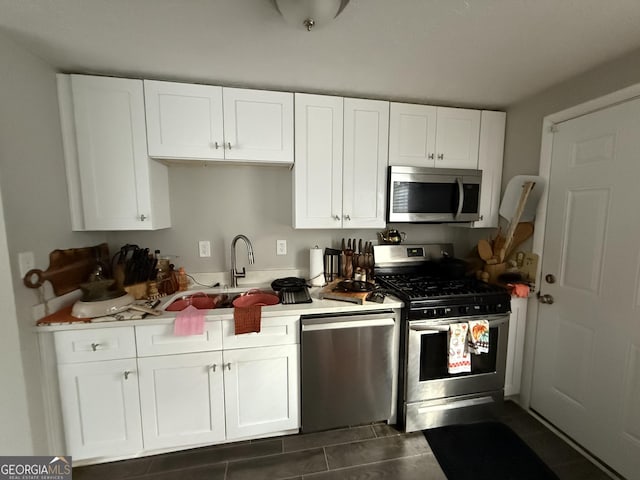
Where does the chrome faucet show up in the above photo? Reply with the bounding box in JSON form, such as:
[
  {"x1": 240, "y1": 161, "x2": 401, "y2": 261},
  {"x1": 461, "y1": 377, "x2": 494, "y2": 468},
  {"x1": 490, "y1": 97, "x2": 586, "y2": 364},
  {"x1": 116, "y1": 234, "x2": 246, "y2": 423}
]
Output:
[{"x1": 230, "y1": 234, "x2": 255, "y2": 288}]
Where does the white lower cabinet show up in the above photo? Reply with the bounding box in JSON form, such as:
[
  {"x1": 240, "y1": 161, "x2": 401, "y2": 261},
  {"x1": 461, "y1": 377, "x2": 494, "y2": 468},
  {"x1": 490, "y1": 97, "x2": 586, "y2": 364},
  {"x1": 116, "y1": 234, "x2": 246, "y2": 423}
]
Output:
[
  {"x1": 53, "y1": 318, "x2": 300, "y2": 462},
  {"x1": 137, "y1": 351, "x2": 226, "y2": 450},
  {"x1": 57, "y1": 359, "x2": 143, "y2": 460},
  {"x1": 224, "y1": 344, "x2": 299, "y2": 439}
]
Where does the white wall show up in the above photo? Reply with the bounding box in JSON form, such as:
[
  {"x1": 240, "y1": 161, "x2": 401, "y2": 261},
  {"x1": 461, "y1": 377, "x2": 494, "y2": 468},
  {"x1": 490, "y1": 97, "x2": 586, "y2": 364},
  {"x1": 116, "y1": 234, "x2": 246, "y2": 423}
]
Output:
[
  {"x1": 0, "y1": 32, "x2": 106, "y2": 454},
  {"x1": 107, "y1": 163, "x2": 475, "y2": 276}
]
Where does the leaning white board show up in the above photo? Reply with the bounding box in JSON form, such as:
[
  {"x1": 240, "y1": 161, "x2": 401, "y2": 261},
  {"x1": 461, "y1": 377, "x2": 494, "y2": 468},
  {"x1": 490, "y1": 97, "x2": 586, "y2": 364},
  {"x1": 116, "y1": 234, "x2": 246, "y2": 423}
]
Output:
[{"x1": 499, "y1": 175, "x2": 546, "y2": 222}]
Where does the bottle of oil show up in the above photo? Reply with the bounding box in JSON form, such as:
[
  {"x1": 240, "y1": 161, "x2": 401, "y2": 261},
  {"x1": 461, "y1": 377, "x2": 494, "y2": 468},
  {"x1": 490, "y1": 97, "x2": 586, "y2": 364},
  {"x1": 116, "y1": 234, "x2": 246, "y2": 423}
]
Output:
[{"x1": 177, "y1": 267, "x2": 189, "y2": 291}]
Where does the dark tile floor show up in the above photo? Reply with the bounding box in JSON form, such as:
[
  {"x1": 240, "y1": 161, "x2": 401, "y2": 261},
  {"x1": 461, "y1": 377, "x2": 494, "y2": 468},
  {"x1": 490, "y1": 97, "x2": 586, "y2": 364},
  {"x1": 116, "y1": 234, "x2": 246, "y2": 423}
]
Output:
[{"x1": 73, "y1": 400, "x2": 613, "y2": 480}]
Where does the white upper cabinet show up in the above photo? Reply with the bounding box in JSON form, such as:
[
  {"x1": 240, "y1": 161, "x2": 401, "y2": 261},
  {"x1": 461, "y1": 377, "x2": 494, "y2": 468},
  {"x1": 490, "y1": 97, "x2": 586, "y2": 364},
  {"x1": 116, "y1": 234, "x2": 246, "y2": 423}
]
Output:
[
  {"x1": 294, "y1": 94, "x2": 389, "y2": 229},
  {"x1": 389, "y1": 103, "x2": 480, "y2": 169},
  {"x1": 58, "y1": 74, "x2": 171, "y2": 231},
  {"x1": 144, "y1": 81, "x2": 225, "y2": 160},
  {"x1": 144, "y1": 80, "x2": 293, "y2": 165},
  {"x1": 473, "y1": 110, "x2": 506, "y2": 228},
  {"x1": 294, "y1": 94, "x2": 344, "y2": 229}
]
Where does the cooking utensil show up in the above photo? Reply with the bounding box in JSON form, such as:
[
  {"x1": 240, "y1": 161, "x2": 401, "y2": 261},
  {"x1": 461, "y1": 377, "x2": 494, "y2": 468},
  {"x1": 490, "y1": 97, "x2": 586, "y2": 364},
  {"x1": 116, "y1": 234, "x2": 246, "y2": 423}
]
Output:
[
  {"x1": 499, "y1": 181, "x2": 536, "y2": 262},
  {"x1": 232, "y1": 290, "x2": 279, "y2": 308},
  {"x1": 505, "y1": 222, "x2": 534, "y2": 258},
  {"x1": 499, "y1": 175, "x2": 545, "y2": 223},
  {"x1": 477, "y1": 239, "x2": 493, "y2": 261}
]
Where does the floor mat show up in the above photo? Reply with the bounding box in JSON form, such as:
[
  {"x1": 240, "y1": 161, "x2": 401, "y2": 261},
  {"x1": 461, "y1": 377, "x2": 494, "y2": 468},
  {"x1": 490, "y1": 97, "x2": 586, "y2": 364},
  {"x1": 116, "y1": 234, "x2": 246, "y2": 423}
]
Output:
[{"x1": 423, "y1": 421, "x2": 560, "y2": 480}]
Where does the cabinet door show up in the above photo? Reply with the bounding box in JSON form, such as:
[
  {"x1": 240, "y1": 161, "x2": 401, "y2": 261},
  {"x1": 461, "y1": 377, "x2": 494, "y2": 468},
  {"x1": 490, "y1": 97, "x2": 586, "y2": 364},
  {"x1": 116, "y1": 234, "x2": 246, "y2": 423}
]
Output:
[
  {"x1": 434, "y1": 107, "x2": 480, "y2": 169},
  {"x1": 57, "y1": 359, "x2": 142, "y2": 460},
  {"x1": 473, "y1": 110, "x2": 506, "y2": 228},
  {"x1": 505, "y1": 297, "x2": 527, "y2": 397},
  {"x1": 293, "y1": 94, "x2": 344, "y2": 228},
  {"x1": 342, "y1": 98, "x2": 389, "y2": 228},
  {"x1": 388, "y1": 102, "x2": 437, "y2": 167},
  {"x1": 138, "y1": 352, "x2": 225, "y2": 450},
  {"x1": 224, "y1": 345, "x2": 300, "y2": 440},
  {"x1": 223, "y1": 88, "x2": 293, "y2": 164},
  {"x1": 71, "y1": 75, "x2": 168, "y2": 230},
  {"x1": 144, "y1": 80, "x2": 224, "y2": 160}
]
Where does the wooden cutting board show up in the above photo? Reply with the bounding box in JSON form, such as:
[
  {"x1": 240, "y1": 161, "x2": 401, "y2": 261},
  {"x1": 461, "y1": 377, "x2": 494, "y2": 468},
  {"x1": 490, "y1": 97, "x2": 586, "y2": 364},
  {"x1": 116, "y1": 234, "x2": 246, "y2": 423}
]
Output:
[
  {"x1": 319, "y1": 279, "x2": 371, "y2": 304},
  {"x1": 23, "y1": 243, "x2": 110, "y2": 296}
]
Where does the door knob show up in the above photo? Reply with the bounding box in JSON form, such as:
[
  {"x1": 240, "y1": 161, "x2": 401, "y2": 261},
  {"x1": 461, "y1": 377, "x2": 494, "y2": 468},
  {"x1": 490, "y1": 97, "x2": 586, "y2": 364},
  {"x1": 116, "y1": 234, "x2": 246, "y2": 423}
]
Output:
[{"x1": 537, "y1": 292, "x2": 554, "y2": 304}]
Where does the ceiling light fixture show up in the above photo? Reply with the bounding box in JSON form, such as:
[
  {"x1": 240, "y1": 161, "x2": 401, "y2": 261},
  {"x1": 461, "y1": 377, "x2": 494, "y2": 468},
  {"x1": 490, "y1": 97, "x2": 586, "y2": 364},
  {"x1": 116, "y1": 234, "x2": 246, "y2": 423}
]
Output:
[{"x1": 275, "y1": 0, "x2": 351, "y2": 32}]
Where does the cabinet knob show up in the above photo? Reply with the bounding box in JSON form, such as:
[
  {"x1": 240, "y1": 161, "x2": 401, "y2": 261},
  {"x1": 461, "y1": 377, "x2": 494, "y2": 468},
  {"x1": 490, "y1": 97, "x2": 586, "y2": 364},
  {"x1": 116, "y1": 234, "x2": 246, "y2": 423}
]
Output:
[
  {"x1": 437, "y1": 153, "x2": 444, "y2": 160},
  {"x1": 344, "y1": 214, "x2": 351, "y2": 221},
  {"x1": 124, "y1": 370, "x2": 132, "y2": 380},
  {"x1": 139, "y1": 214, "x2": 147, "y2": 222},
  {"x1": 90, "y1": 343, "x2": 100, "y2": 352},
  {"x1": 428, "y1": 153, "x2": 435, "y2": 160}
]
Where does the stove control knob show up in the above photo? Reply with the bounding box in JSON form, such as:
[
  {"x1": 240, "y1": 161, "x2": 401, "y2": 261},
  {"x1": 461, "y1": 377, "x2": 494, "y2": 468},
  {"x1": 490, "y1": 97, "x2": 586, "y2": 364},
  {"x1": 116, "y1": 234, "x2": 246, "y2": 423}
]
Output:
[
  {"x1": 459, "y1": 306, "x2": 469, "y2": 315},
  {"x1": 436, "y1": 308, "x2": 446, "y2": 317}
]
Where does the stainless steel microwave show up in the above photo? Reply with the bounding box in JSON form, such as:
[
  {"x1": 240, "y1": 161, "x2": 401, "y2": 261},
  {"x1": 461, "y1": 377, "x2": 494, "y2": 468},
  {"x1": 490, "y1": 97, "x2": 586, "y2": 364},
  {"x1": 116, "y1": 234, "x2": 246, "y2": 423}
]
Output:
[{"x1": 387, "y1": 166, "x2": 482, "y2": 223}]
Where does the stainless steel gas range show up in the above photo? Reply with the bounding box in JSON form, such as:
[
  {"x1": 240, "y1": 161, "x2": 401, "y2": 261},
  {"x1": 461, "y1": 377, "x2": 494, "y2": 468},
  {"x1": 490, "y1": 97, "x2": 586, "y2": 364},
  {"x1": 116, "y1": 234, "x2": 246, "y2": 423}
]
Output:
[{"x1": 374, "y1": 244, "x2": 511, "y2": 432}]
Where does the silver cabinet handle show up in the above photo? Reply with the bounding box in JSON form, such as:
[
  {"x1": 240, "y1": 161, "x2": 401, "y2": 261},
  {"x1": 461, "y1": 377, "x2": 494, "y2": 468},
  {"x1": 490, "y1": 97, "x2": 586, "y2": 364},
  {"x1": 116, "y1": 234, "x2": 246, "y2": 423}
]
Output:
[
  {"x1": 211, "y1": 364, "x2": 217, "y2": 372},
  {"x1": 139, "y1": 214, "x2": 147, "y2": 221},
  {"x1": 454, "y1": 177, "x2": 464, "y2": 219},
  {"x1": 225, "y1": 363, "x2": 231, "y2": 371},
  {"x1": 90, "y1": 343, "x2": 100, "y2": 352},
  {"x1": 124, "y1": 370, "x2": 132, "y2": 380},
  {"x1": 428, "y1": 153, "x2": 435, "y2": 160},
  {"x1": 334, "y1": 215, "x2": 340, "y2": 221},
  {"x1": 227, "y1": 142, "x2": 232, "y2": 150},
  {"x1": 214, "y1": 141, "x2": 223, "y2": 149},
  {"x1": 437, "y1": 153, "x2": 444, "y2": 160},
  {"x1": 344, "y1": 214, "x2": 351, "y2": 221}
]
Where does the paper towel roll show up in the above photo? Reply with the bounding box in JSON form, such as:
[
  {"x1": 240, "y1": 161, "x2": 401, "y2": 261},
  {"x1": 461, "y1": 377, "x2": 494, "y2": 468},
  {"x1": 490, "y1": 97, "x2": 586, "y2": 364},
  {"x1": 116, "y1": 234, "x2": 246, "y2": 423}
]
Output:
[{"x1": 309, "y1": 246, "x2": 325, "y2": 287}]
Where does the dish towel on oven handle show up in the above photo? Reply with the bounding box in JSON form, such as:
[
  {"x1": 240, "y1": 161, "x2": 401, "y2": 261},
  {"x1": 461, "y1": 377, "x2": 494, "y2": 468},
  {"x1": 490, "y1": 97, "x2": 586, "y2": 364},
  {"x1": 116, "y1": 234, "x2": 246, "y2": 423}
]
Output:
[
  {"x1": 448, "y1": 322, "x2": 471, "y2": 374},
  {"x1": 467, "y1": 319, "x2": 490, "y2": 354}
]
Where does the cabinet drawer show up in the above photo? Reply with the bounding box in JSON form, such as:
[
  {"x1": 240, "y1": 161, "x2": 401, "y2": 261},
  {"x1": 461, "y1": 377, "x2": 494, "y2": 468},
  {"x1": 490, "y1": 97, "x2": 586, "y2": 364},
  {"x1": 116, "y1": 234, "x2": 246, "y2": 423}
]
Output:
[
  {"x1": 136, "y1": 321, "x2": 223, "y2": 357},
  {"x1": 222, "y1": 316, "x2": 299, "y2": 350},
  {"x1": 54, "y1": 327, "x2": 136, "y2": 364}
]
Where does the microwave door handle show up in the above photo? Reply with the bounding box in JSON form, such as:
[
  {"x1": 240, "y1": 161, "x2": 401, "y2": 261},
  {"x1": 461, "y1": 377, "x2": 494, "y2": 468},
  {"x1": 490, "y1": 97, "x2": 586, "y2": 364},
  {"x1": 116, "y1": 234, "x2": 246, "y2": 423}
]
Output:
[{"x1": 455, "y1": 177, "x2": 464, "y2": 219}]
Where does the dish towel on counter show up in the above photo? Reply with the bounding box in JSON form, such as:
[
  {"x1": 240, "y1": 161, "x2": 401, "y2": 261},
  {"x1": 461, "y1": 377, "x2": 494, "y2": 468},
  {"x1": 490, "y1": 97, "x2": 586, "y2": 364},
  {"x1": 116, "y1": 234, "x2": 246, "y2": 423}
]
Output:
[
  {"x1": 468, "y1": 319, "x2": 490, "y2": 354},
  {"x1": 448, "y1": 322, "x2": 471, "y2": 374},
  {"x1": 234, "y1": 305, "x2": 262, "y2": 334},
  {"x1": 174, "y1": 305, "x2": 205, "y2": 336}
]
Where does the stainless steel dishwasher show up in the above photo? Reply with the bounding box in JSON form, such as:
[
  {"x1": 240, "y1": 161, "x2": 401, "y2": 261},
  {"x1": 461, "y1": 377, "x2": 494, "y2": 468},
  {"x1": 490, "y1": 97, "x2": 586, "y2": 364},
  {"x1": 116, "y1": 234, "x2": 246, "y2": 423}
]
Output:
[{"x1": 301, "y1": 311, "x2": 395, "y2": 432}]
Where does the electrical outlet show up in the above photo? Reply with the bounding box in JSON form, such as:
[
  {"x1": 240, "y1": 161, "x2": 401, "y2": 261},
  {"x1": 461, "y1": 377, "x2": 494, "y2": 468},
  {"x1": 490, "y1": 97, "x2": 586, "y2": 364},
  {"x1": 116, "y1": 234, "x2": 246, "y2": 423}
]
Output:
[
  {"x1": 198, "y1": 240, "x2": 211, "y2": 258},
  {"x1": 276, "y1": 239, "x2": 287, "y2": 256},
  {"x1": 18, "y1": 251, "x2": 35, "y2": 277}
]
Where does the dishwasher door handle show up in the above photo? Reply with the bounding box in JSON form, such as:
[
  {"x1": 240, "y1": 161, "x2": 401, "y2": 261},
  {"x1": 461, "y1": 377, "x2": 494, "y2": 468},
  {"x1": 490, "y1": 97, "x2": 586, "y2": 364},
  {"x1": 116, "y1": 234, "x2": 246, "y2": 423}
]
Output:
[{"x1": 302, "y1": 317, "x2": 394, "y2": 332}]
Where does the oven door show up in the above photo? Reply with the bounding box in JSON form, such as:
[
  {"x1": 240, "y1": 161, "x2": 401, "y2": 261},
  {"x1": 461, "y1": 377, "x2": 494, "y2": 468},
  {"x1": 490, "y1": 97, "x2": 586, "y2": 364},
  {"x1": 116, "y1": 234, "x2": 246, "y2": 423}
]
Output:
[{"x1": 406, "y1": 314, "x2": 509, "y2": 403}]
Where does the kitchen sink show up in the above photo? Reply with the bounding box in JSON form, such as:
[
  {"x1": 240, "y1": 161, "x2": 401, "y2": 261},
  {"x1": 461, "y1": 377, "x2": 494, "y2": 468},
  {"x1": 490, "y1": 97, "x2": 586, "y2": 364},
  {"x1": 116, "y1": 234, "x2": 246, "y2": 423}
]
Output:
[{"x1": 160, "y1": 287, "x2": 279, "y2": 311}]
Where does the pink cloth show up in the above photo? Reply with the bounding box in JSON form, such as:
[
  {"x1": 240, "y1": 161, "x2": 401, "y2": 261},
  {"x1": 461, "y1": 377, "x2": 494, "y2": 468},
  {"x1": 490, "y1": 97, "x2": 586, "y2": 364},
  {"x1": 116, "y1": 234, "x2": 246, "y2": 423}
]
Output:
[{"x1": 174, "y1": 305, "x2": 205, "y2": 336}]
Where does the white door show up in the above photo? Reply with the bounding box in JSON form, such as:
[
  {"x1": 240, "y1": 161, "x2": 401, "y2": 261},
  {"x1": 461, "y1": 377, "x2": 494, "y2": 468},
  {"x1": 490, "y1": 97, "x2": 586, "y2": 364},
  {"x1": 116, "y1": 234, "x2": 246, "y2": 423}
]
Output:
[
  {"x1": 57, "y1": 359, "x2": 142, "y2": 460},
  {"x1": 223, "y1": 345, "x2": 300, "y2": 440},
  {"x1": 388, "y1": 102, "x2": 437, "y2": 167},
  {"x1": 138, "y1": 352, "x2": 226, "y2": 450},
  {"x1": 342, "y1": 98, "x2": 389, "y2": 229},
  {"x1": 71, "y1": 75, "x2": 153, "y2": 230},
  {"x1": 434, "y1": 107, "x2": 480, "y2": 169},
  {"x1": 222, "y1": 88, "x2": 293, "y2": 164},
  {"x1": 144, "y1": 80, "x2": 224, "y2": 160},
  {"x1": 531, "y1": 97, "x2": 640, "y2": 479},
  {"x1": 293, "y1": 94, "x2": 343, "y2": 228}
]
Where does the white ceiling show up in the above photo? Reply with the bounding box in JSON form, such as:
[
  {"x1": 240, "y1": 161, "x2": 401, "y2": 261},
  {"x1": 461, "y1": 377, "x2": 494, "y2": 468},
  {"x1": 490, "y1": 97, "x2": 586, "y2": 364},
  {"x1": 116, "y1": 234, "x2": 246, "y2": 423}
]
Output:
[{"x1": 2, "y1": 0, "x2": 640, "y2": 108}]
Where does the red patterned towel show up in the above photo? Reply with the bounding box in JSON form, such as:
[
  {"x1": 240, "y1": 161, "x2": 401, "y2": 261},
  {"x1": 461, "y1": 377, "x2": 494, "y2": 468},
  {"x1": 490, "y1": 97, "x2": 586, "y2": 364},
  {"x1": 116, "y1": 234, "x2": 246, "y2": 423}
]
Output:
[{"x1": 234, "y1": 305, "x2": 262, "y2": 334}]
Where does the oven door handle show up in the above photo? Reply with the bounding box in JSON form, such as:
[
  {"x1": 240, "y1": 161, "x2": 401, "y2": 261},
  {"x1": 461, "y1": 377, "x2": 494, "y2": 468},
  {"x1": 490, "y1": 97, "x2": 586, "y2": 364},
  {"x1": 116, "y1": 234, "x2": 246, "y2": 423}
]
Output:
[{"x1": 410, "y1": 316, "x2": 509, "y2": 333}]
